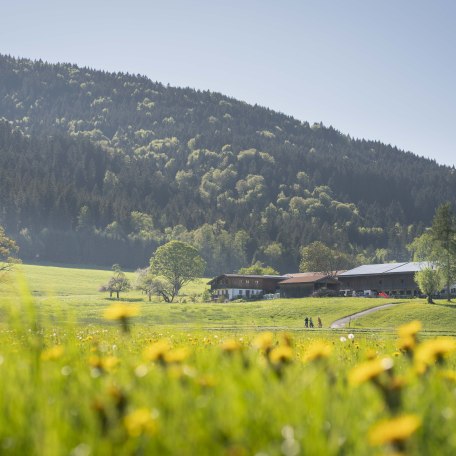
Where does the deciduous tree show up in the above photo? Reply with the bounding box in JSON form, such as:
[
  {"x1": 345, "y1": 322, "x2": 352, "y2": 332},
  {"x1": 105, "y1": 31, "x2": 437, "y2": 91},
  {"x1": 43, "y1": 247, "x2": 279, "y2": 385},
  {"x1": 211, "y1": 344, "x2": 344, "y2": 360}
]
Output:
[
  {"x1": 105, "y1": 264, "x2": 131, "y2": 299},
  {"x1": 431, "y1": 203, "x2": 456, "y2": 301},
  {"x1": 415, "y1": 267, "x2": 443, "y2": 304},
  {"x1": 299, "y1": 241, "x2": 354, "y2": 277},
  {"x1": 238, "y1": 261, "x2": 279, "y2": 275},
  {"x1": 150, "y1": 241, "x2": 205, "y2": 302},
  {"x1": 0, "y1": 226, "x2": 20, "y2": 281}
]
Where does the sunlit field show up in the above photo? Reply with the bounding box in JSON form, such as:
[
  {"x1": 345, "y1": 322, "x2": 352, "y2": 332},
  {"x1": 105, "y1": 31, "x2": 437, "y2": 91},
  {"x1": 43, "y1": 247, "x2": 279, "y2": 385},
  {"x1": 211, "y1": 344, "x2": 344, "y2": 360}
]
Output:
[{"x1": 1, "y1": 265, "x2": 456, "y2": 454}]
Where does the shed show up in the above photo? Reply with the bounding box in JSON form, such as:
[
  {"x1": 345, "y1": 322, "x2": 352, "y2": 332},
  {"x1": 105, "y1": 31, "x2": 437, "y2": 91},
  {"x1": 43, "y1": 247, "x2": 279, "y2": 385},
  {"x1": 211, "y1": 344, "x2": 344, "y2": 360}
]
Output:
[{"x1": 279, "y1": 272, "x2": 340, "y2": 298}]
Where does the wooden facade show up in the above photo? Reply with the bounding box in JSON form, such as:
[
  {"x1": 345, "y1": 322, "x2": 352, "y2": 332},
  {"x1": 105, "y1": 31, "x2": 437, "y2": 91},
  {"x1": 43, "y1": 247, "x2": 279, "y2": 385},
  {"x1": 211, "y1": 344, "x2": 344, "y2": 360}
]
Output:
[
  {"x1": 208, "y1": 274, "x2": 285, "y2": 300},
  {"x1": 279, "y1": 273, "x2": 339, "y2": 298},
  {"x1": 338, "y1": 263, "x2": 427, "y2": 297}
]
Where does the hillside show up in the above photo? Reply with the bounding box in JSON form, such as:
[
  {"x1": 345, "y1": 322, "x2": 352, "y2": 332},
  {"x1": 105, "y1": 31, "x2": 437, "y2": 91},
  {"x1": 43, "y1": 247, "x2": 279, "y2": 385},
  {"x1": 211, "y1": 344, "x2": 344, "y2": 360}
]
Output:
[{"x1": 1, "y1": 54, "x2": 456, "y2": 273}]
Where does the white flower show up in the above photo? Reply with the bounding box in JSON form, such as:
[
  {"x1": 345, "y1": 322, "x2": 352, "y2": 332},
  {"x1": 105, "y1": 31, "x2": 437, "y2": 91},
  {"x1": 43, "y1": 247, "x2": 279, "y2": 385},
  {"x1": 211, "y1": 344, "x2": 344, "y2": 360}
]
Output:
[
  {"x1": 340, "y1": 337, "x2": 347, "y2": 343},
  {"x1": 348, "y1": 334, "x2": 355, "y2": 340}
]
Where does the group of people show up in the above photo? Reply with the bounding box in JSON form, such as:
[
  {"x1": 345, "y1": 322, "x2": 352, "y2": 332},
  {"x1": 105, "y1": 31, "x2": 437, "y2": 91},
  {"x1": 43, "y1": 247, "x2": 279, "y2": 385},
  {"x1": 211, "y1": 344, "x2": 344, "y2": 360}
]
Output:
[{"x1": 304, "y1": 316, "x2": 322, "y2": 328}]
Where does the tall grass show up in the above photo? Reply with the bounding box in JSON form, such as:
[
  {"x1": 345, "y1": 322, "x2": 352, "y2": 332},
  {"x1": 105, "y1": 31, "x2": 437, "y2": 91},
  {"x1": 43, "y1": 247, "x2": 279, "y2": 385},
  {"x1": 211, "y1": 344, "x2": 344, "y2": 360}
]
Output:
[{"x1": 1, "y1": 273, "x2": 456, "y2": 454}]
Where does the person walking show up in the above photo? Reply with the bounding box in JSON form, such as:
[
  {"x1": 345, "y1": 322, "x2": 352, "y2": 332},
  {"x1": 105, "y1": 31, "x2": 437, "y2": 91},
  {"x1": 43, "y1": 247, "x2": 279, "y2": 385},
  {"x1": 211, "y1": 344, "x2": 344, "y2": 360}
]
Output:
[
  {"x1": 304, "y1": 317, "x2": 309, "y2": 328},
  {"x1": 309, "y1": 317, "x2": 314, "y2": 328},
  {"x1": 317, "y1": 316, "x2": 322, "y2": 328}
]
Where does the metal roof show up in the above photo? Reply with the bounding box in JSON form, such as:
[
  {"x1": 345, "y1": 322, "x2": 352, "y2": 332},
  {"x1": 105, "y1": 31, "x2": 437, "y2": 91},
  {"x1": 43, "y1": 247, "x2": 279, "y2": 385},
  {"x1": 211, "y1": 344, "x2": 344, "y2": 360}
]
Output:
[
  {"x1": 339, "y1": 262, "x2": 429, "y2": 277},
  {"x1": 386, "y1": 262, "x2": 430, "y2": 273},
  {"x1": 279, "y1": 272, "x2": 338, "y2": 285}
]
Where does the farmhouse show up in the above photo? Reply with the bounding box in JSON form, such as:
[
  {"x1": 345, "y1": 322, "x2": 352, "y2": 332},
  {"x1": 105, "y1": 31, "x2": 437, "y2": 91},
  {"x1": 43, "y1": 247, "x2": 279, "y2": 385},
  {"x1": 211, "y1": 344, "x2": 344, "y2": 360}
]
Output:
[
  {"x1": 208, "y1": 274, "x2": 286, "y2": 300},
  {"x1": 338, "y1": 262, "x2": 428, "y2": 297},
  {"x1": 279, "y1": 273, "x2": 339, "y2": 298}
]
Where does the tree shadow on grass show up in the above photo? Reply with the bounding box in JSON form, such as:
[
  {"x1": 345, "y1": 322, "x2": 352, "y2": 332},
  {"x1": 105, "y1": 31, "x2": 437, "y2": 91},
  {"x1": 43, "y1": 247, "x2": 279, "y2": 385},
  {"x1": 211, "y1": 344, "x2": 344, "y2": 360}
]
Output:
[
  {"x1": 432, "y1": 301, "x2": 456, "y2": 310},
  {"x1": 103, "y1": 297, "x2": 144, "y2": 302}
]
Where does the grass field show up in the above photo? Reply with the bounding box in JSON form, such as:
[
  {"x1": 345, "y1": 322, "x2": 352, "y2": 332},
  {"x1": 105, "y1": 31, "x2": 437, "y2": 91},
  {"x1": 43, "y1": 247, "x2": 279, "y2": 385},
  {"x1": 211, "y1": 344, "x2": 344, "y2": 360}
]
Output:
[
  {"x1": 2, "y1": 264, "x2": 456, "y2": 454},
  {"x1": 2, "y1": 263, "x2": 456, "y2": 333}
]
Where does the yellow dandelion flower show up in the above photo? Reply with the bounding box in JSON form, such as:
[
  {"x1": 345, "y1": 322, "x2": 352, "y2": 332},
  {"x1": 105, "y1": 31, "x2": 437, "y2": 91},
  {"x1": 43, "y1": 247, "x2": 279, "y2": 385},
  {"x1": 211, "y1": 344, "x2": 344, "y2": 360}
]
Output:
[
  {"x1": 221, "y1": 339, "x2": 242, "y2": 353},
  {"x1": 164, "y1": 347, "x2": 189, "y2": 364},
  {"x1": 440, "y1": 370, "x2": 456, "y2": 382},
  {"x1": 398, "y1": 335, "x2": 416, "y2": 351},
  {"x1": 124, "y1": 408, "x2": 158, "y2": 437},
  {"x1": 269, "y1": 345, "x2": 293, "y2": 364},
  {"x1": 143, "y1": 340, "x2": 170, "y2": 362},
  {"x1": 41, "y1": 345, "x2": 64, "y2": 361},
  {"x1": 197, "y1": 374, "x2": 217, "y2": 388},
  {"x1": 104, "y1": 303, "x2": 139, "y2": 320},
  {"x1": 397, "y1": 320, "x2": 422, "y2": 339},
  {"x1": 349, "y1": 357, "x2": 394, "y2": 386},
  {"x1": 302, "y1": 341, "x2": 332, "y2": 363},
  {"x1": 89, "y1": 355, "x2": 103, "y2": 369},
  {"x1": 253, "y1": 332, "x2": 274, "y2": 350},
  {"x1": 415, "y1": 338, "x2": 456, "y2": 372},
  {"x1": 368, "y1": 414, "x2": 421, "y2": 446},
  {"x1": 364, "y1": 349, "x2": 378, "y2": 360},
  {"x1": 280, "y1": 333, "x2": 293, "y2": 347},
  {"x1": 102, "y1": 356, "x2": 120, "y2": 372}
]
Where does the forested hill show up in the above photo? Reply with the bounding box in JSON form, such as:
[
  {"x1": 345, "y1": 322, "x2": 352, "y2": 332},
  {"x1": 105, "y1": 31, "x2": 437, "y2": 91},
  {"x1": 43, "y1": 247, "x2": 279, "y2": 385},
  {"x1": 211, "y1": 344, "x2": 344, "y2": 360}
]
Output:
[{"x1": 1, "y1": 54, "x2": 455, "y2": 274}]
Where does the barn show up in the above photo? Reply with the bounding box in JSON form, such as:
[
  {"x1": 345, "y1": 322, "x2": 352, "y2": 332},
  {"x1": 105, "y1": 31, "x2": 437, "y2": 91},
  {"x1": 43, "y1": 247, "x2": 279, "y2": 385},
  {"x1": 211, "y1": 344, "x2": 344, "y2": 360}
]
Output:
[
  {"x1": 279, "y1": 273, "x2": 340, "y2": 298},
  {"x1": 338, "y1": 262, "x2": 428, "y2": 297}
]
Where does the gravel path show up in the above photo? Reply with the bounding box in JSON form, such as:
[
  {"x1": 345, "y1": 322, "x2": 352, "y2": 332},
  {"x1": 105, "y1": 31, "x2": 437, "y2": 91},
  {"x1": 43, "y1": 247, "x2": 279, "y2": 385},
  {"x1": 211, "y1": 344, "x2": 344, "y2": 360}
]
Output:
[{"x1": 330, "y1": 303, "x2": 400, "y2": 329}]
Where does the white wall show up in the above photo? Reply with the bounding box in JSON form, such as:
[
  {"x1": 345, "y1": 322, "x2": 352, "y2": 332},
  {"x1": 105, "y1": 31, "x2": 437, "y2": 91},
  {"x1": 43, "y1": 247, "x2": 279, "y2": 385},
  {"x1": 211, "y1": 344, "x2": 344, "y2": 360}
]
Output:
[{"x1": 215, "y1": 288, "x2": 263, "y2": 300}]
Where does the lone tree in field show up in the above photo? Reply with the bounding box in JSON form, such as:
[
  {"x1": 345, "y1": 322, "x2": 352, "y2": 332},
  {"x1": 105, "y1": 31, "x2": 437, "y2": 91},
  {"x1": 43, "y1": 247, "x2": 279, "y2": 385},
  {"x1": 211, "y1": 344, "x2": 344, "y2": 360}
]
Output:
[
  {"x1": 415, "y1": 267, "x2": 443, "y2": 304},
  {"x1": 106, "y1": 264, "x2": 131, "y2": 299},
  {"x1": 135, "y1": 268, "x2": 172, "y2": 302},
  {"x1": 0, "y1": 225, "x2": 20, "y2": 282},
  {"x1": 150, "y1": 240, "x2": 205, "y2": 302}
]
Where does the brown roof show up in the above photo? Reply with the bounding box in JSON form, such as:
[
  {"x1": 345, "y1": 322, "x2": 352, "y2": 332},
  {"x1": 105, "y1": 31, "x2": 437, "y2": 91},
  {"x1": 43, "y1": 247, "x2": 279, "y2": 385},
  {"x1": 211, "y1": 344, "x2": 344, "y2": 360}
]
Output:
[
  {"x1": 279, "y1": 272, "x2": 338, "y2": 285},
  {"x1": 207, "y1": 273, "x2": 287, "y2": 285}
]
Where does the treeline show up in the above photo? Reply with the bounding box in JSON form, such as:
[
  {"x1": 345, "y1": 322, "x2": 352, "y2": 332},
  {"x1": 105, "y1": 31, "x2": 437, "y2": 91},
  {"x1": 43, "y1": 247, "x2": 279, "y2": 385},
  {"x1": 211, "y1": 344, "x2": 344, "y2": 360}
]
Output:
[{"x1": 0, "y1": 54, "x2": 455, "y2": 274}]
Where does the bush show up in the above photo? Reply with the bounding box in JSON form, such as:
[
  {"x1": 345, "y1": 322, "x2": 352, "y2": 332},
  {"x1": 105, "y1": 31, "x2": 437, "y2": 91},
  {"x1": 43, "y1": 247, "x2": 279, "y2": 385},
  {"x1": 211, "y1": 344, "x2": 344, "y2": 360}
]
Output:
[{"x1": 312, "y1": 288, "x2": 340, "y2": 298}]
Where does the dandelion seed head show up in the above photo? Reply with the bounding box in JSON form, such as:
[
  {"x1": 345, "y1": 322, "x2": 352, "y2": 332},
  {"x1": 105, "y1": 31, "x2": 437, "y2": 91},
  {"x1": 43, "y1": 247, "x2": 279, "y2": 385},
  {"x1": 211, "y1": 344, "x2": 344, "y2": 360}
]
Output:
[
  {"x1": 135, "y1": 364, "x2": 149, "y2": 377},
  {"x1": 61, "y1": 366, "x2": 72, "y2": 376}
]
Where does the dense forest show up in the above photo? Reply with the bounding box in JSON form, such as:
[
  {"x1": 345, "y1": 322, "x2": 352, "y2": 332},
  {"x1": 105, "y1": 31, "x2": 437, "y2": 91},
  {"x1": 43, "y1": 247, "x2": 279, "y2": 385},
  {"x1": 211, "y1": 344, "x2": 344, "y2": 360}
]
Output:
[{"x1": 1, "y1": 54, "x2": 455, "y2": 275}]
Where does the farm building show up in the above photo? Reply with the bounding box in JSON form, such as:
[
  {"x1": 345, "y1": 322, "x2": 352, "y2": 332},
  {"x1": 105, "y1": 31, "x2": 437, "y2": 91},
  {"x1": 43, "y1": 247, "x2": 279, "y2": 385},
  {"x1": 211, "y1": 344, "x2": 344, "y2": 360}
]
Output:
[
  {"x1": 338, "y1": 262, "x2": 428, "y2": 297},
  {"x1": 279, "y1": 273, "x2": 340, "y2": 298},
  {"x1": 208, "y1": 274, "x2": 286, "y2": 300}
]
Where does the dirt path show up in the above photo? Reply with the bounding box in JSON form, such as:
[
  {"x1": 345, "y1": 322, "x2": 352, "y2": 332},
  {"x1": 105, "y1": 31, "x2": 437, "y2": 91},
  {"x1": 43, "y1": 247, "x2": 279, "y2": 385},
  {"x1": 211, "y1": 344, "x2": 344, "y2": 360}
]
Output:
[{"x1": 330, "y1": 303, "x2": 400, "y2": 329}]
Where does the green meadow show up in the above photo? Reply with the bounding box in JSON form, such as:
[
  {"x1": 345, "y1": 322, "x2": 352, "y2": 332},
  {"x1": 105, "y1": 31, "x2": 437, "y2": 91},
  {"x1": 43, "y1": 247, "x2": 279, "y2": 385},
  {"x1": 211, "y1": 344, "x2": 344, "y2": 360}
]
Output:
[
  {"x1": 1, "y1": 264, "x2": 456, "y2": 455},
  {"x1": 2, "y1": 263, "x2": 456, "y2": 333}
]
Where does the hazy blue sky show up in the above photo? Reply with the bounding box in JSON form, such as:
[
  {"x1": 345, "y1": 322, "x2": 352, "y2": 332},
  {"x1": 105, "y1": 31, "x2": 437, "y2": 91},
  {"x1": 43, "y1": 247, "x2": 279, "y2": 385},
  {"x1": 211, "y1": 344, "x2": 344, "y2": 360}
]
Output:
[{"x1": 1, "y1": 0, "x2": 455, "y2": 166}]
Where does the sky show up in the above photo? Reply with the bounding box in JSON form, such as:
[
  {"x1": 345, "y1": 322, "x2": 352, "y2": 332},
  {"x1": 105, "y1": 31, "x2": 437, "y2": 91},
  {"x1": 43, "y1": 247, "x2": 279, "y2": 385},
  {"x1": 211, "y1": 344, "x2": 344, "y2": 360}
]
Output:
[{"x1": 1, "y1": 0, "x2": 455, "y2": 166}]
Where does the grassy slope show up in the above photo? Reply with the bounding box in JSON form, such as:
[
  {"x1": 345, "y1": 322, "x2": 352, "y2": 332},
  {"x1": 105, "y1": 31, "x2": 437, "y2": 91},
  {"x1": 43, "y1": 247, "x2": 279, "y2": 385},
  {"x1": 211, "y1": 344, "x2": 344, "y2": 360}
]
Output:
[
  {"x1": 1, "y1": 263, "x2": 456, "y2": 332},
  {"x1": 350, "y1": 300, "x2": 456, "y2": 333}
]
